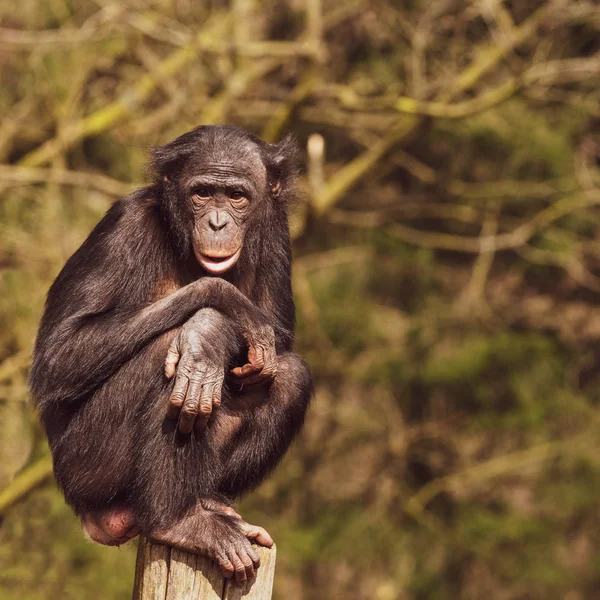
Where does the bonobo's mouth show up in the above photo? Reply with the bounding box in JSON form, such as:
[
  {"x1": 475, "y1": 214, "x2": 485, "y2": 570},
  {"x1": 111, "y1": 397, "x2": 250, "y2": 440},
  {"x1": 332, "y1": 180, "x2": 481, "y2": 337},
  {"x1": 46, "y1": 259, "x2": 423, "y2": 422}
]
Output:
[{"x1": 196, "y1": 248, "x2": 242, "y2": 274}]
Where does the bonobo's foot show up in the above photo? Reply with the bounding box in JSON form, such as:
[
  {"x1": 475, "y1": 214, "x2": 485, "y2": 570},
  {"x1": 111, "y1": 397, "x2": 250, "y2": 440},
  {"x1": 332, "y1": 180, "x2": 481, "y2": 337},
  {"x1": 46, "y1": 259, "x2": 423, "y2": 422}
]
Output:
[
  {"x1": 200, "y1": 498, "x2": 242, "y2": 519},
  {"x1": 150, "y1": 506, "x2": 273, "y2": 582},
  {"x1": 81, "y1": 505, "x2": 140, "y2": 546},
  {"x1": 81, "y1": 501, "x2": 273, "y2": 582}
]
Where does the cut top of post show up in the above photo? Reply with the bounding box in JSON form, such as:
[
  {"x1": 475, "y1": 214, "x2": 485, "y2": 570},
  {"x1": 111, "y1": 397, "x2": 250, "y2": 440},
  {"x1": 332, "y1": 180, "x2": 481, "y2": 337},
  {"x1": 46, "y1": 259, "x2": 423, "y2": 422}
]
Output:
[{"x1": 132, "y1": 536, "x2": 277, "y2": 600}]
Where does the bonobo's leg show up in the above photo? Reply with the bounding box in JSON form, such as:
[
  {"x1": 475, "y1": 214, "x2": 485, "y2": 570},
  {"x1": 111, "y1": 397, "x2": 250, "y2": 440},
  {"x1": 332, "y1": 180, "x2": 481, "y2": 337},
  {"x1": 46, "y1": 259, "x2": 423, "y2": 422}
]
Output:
[
  {"x1": 147, "y1": 352, "x2": 311, "y2": 580},
  {"x1": 215, "y1": 353, "x2": 312, "y2": 498},
  {"x1": 124, "y1": 308, "x2": 275, "y2": 582},
  {"x1": 80, "y1": 311, "x2": 310, "y2": 582}
]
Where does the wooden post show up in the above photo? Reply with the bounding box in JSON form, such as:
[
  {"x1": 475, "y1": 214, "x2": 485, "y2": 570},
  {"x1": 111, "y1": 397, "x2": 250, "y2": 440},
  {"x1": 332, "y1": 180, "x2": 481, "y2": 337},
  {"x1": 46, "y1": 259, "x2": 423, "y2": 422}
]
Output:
[{"x1": 132, "y1": 536, "x2": 277, "y2": 600}]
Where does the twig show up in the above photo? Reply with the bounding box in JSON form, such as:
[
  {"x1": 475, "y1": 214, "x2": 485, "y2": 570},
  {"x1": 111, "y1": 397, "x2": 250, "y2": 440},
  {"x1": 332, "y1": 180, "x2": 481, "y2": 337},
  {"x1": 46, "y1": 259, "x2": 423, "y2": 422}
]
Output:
[
  {"x1": 0, "y1": 457, "x2": 54, "y2": 515},
  {"x1": 0, "y1": 165, "x2": 138, "y2": 197},
  {"x1": 405, "y1": 433, "x2": 591, "y2": 519},
  {"x1": 332, "y1": 192, "x2": 600, "y2": 253},
  {"x1": 314, "y1": 1, "x2": 555, "y2": 216},
  {"x1": 17, "y1": 16, "x2": 230, "y2": 168},
  {"x1": 0, "y1": 4, "x2": 123, "y2": 46}
]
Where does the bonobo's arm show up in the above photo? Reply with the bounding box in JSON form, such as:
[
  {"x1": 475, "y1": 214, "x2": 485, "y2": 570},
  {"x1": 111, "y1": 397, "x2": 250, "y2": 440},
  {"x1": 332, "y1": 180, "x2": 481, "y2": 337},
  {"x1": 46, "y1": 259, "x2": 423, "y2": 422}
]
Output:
[
  {"x1": 31, "y1": 197, "x2": 279, "y2": 408},
  {"x1": 31, "y1": 277, "x2": 275, "y2": 407}
]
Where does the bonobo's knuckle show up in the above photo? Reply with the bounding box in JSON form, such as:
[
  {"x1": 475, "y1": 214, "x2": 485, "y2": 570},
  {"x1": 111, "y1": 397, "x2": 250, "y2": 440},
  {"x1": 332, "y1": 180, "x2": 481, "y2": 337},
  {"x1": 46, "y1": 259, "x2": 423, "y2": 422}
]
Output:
[
  {"x1": 181, "y1": 402, "x2": 198, "y2": 415},
  {"x1": 198, "y1": 404, "x2": 212, "y2": 416}
]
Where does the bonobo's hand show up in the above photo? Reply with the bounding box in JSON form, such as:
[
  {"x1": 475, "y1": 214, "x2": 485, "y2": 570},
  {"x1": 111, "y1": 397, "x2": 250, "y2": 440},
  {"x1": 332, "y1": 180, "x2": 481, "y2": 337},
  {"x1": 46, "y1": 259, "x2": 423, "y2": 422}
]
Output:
[
  {"x1": 230, "y1": 322, "x2": 278, "y2": 391},
  {"x1": 164, "y1": 317, "x2": 225, "y2": 434}
]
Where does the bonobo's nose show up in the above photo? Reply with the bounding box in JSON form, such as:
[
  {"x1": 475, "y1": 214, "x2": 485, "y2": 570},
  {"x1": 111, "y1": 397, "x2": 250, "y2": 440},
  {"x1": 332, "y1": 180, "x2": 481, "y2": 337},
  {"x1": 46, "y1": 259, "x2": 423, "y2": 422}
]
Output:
[{"x1": 208, "y1": 211, "x2": 230, "y2": 232}]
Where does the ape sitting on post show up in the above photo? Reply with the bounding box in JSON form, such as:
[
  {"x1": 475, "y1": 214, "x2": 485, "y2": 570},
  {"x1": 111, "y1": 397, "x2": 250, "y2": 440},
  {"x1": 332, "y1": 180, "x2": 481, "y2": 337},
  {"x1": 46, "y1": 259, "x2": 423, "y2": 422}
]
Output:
[{"x1": 29, "y1": 125, "x2": 312, "y2": 583}]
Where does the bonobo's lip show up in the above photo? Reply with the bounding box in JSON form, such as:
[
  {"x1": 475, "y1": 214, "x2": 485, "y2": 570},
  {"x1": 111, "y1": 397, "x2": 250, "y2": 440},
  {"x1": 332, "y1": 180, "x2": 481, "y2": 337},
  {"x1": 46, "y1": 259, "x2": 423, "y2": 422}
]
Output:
[{"x1": 196, "y1": 248, "x2": 242, "y2": 274}]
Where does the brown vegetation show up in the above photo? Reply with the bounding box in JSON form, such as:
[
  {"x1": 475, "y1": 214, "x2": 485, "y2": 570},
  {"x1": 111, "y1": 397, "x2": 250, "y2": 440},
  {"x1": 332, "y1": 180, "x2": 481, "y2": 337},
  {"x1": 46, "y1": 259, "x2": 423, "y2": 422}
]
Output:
[{"x1": 1, "y1": 1, "x2": 600, "y2": 598}]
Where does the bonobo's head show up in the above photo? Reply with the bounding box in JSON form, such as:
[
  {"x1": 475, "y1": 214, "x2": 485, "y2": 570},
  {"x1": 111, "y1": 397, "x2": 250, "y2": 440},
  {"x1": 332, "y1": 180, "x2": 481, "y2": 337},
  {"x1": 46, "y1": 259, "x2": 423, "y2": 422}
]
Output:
[{"x1": 151, "y1": 125, "x2": 298, "y2": 274}]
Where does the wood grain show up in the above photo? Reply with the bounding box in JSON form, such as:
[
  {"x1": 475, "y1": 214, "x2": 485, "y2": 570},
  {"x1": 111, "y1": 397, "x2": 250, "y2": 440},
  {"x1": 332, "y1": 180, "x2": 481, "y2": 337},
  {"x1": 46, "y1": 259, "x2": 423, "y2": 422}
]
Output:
[
  {"x1": 132, "y1": 537, "x2": 276, "y2": 600},
  {"x1": 223, "y1": 545, "x2": 277, "y2": 600}
]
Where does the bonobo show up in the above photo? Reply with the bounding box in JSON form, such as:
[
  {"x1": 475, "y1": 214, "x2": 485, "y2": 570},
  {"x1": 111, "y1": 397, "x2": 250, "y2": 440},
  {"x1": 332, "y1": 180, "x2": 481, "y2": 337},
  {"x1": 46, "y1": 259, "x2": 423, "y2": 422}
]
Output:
[{"x1": 29, "y1": 125, "x2": 312, "y2": 582}]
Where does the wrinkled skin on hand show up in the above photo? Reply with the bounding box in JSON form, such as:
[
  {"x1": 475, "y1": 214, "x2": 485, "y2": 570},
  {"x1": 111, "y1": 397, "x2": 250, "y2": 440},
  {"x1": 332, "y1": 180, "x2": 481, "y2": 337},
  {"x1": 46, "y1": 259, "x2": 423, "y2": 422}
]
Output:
[
  {"x1": 165, "y1": 312, "x2": 227, "y2": 433},
  {"x1": 165, "y1": 313, "x2": 279, "y2": 432},
  {"x1": 231, "y1": 324, "x2": 278, "y2": 391}
]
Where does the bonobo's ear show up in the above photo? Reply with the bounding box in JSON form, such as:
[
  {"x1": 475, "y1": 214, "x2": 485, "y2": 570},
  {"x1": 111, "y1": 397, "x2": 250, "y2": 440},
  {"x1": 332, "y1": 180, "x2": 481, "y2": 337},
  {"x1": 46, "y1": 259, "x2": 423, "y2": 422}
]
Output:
[
  {"x1": 149, "y1": 131, "x2": 199, "y2": 183},
  {"x1": 267, "y1": 133, "x2": 300, "y2": 200}
]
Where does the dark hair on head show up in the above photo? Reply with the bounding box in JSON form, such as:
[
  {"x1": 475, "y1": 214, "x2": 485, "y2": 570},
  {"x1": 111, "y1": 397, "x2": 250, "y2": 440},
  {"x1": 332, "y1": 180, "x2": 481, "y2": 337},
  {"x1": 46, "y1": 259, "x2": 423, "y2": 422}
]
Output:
[{"x1": 148, "y1": 125, "x2": 302, "y2": 257}]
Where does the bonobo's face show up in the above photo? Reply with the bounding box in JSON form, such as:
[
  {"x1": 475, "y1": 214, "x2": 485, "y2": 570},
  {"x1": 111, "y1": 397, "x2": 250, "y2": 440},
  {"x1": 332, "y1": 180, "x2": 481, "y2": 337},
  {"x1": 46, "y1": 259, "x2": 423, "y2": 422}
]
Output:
[{"x1": 183, "y1": 145, "x2": 267, "y2": 275}]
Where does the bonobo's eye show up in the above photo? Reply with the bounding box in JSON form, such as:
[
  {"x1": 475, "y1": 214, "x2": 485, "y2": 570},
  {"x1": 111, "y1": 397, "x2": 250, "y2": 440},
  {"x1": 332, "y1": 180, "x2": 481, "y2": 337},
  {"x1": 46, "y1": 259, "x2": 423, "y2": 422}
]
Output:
[
  {"x1": 194, "y1": 187, "x2": 211, "y2": 198},
  {"x1": 191, "y1": 187, "x2": 211, "y2": 205},
  {"x1": 229, "y1": 190, "x2": 249, "y2": 208}
]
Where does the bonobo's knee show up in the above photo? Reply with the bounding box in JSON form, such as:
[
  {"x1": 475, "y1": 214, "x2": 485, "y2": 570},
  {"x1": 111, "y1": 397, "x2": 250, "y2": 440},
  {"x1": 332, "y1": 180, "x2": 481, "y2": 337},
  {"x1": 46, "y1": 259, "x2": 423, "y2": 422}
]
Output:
[
  {"x1": 189, "y1": 308, "x2": 236, "y2": 337},
  {"x1": 276, "y1": 353, "x2": 313, "y2": 397}
]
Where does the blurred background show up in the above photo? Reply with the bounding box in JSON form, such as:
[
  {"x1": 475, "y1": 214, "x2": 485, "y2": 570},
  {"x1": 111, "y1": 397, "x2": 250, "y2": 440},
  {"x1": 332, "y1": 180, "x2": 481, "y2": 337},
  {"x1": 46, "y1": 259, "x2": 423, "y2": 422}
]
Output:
[{"x1": 1, "y1": 0, "x2": 600, "y2": 598}]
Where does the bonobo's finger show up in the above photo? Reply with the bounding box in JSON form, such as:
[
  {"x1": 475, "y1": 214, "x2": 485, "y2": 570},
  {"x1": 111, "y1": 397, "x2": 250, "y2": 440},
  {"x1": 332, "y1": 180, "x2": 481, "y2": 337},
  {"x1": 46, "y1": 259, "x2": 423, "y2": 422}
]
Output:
[
  {"x1": 230, "y1": 362, "x2": 262, "y2": 379},
  {"x1": 164, "y1": 338, "x2": 181, "y2": 379},
  {"x1": 167, "y1": 374, "x2": 189, "y2": 420},
  {"x1": 264, "y1": 346, "x2": 278, "y2": 378},
  {"x1": 194, "y1": 383, "x2": 215, "y2": 432},
  {"x1": 234, "y1": 376, "x2": 273, "y2": 394},
  {"x1": 247, "y1": 344, "x2": 265, "y2": 368},
  {"x1": 232, "y1": 369, "x2": 274, "y2": 385},
  {"x1": 178, "y1": 378, "x2": 203, "y2": 434}
]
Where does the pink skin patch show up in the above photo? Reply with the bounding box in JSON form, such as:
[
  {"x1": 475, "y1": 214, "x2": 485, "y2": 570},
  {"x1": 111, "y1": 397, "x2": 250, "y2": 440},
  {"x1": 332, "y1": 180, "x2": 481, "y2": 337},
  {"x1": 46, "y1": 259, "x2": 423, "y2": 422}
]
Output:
[{"x1": 81, "y1": 507, "x2": 140, "y2": 546}]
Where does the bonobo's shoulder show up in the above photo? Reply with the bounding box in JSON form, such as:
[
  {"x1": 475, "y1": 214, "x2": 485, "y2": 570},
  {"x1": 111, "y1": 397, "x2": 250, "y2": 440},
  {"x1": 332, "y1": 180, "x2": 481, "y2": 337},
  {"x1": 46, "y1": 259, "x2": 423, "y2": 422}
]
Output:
[
  {"x1": 109, "y1": 187, "x2": 161, "y2": 225},
  {"x1": 99, "y1": 188, "x2": 165, "y2": 239},
  {"x1": 85, "y1": 187, "x2": 167, "y2": 256}
]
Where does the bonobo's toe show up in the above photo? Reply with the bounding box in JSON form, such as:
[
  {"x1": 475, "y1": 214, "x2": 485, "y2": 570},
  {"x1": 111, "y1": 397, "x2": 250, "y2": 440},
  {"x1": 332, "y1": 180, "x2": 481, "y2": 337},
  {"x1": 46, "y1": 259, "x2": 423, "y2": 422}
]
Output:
[
  {"x1": 229, "y1": 549, "x2": 249, "y2": 582},
  {"x1": 238, "y1": 520, "x2": 274, "y2": 547},
  {"x1": 215, "y1": 552, "x2": 235, "y2": 579},
  {"x1": 230, "y1": 541, "x2": 260, "y2": 582}
]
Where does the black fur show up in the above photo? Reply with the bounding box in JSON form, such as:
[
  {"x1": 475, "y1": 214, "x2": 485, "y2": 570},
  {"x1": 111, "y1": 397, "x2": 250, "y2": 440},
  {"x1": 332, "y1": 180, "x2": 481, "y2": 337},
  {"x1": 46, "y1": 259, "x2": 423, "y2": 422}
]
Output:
[{"x1": 29, "y1": 125, "x2": 312, "y2": 534}]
